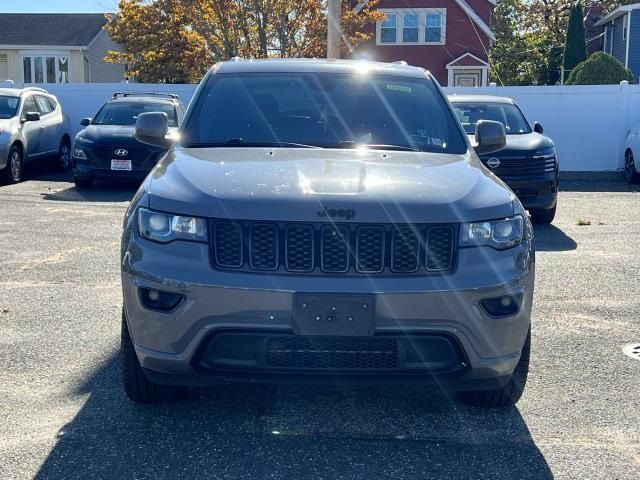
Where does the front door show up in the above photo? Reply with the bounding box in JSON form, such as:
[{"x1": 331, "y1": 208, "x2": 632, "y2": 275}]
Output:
[{"x1": 20, "y1": 95, "x2": 45, "y2": 159}]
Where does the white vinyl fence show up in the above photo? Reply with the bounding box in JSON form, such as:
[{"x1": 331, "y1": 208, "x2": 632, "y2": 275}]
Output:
[{"x1": 16, "y1": 80, "x2": 640, "y2": 173}]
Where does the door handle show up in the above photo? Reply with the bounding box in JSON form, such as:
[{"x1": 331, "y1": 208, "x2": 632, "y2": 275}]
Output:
[{"x1": 40, "y1": 125, "x2": 45, "y2": 129}]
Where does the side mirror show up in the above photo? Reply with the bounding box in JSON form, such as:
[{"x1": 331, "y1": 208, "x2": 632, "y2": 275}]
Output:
[
  {"x1": 80, "y1": 118, "x2": 92, "y2": 126},
  {"x1": 474, "y1": 120, "x2": 506, "y2": 155},
  {"x1": 24, "y1": 111, "x2": 40, "y2": 122},
  {"x1": 533, "y1": 122, "x2": 544, "y2": 134},
  {"x1": 134, "y1": 112, "x2": 171, "y2": 148}
]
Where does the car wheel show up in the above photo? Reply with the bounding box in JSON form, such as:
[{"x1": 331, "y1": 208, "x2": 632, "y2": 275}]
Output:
[
  {"x1": 57, "y1": 137, "x2": 72, "y2": 171},
  {"x1": 2, "y1": 145, "x2": 24, "y2": 184},
  {"x1": 530, "y1": 204, "x2": 556, "y2": 224},
  {"x1": 458, "y1": 328, "x2": 531, "y2": 408},
  {"x1": 625, "y1": 150, "x2": 640, "y2": 184},
  {"x1": 73, "y1": 177, "x2": 93, "y2": 189},
  {"x1": 121, "y1": 308, "x2": 186, "y2": 404}
]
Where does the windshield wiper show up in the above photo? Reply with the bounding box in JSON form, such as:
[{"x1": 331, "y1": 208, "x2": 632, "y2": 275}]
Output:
[{"x1": 330, "y1": 141, "x2": 422, "y2": 152}]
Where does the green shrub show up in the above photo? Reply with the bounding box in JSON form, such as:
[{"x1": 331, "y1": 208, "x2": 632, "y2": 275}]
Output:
[{"x1": 566, "y1": 51, "x2": 634, "y2": 85}]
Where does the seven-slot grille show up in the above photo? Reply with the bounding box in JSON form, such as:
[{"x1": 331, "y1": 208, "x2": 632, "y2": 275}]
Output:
[
  {"x1": 211, "y1": 221, "x2": 456, "y2": 275},
  {"x1": 481, "y1": 153, "x2": 556, "y2": 178}
]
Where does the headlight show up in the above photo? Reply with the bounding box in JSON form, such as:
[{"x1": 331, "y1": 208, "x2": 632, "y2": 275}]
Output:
[
  {"x1": 460, "y1": 215, "x2": 524, "y2": 250},
  {"x1": 73, "y1": 146, "x2": 87, "y2": 159},
  {"x1": 138, "y1": 208, "x2": 208, "y2": 243},
  {"x1": 533, "y1": 146, "x2": 555, "y2": 159}
]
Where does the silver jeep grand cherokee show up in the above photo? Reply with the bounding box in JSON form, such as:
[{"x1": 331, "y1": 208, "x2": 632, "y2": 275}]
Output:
[{"x1": 121, "y1": 59, "x2": 534, "y2": 408}]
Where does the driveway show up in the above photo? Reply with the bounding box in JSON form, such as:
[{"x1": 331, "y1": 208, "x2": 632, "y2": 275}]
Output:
[{"x1": 0, "y1": 171, "x2": 638, "y2": 479}]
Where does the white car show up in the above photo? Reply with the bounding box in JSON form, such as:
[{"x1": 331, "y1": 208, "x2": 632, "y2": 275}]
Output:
[
  {"x1": 624, "y1": 126, "x2": 640, "y2": 184},
  {"x1": 0, "y1": 87, "x2": 72, "y2": 184}
]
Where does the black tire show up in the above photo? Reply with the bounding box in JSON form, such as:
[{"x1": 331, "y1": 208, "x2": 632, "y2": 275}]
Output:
[
  {"x1": 57, "y1": 137, "x2": 72, "y2": 171},
  {"x1": 625, "y1": 150, "x2": 640, "y2": 184},
  {"x1": 121, "y1": 309, "x2": 185, "y2": 404},
  {"x1": 73, "y1": 177, "x2": 93, "y2": 189},
  {"x1": 530, "y1": 204, "x2": 556, "y2": 224},
  {"x1": 458, "y1": 329, "x2": 531, "y2": 408},
  {"x1": 2, "y1": 144, "x2": 24, "y2": 184}
]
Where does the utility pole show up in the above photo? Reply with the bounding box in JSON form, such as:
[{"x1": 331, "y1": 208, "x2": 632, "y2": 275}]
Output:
[{"x1": 327, "y1": 0, "x2": 341, "y2": 59}]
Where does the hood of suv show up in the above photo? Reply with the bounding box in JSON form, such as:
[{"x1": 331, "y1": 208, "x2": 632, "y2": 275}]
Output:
[
  {"x1": 146, "y1": 147, "x2": 515, "y2": 223},
  {"x1": 470, "y1": 132, "x2": 554, "y2": 159},
  {"x1": 77, "y1": 124, "x2": 177, "y2": 149}
]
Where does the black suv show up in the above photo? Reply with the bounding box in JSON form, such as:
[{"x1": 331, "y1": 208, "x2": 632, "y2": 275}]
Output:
[
  {"x1": 72, "y1": 92, "x2": 186, "y2": 188},
  {"x1": 449, "y1": 95, "x2": 558, "y2": 224}
]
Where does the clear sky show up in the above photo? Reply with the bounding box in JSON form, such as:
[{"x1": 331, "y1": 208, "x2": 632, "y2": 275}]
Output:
[{"x1": 0, "y1": 0, "x2": 119, "y2": 13}]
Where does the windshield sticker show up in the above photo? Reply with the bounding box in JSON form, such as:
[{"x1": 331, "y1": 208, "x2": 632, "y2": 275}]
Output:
[{"x1": 386, "y1": 84, "x2": 412, "y2": 93}]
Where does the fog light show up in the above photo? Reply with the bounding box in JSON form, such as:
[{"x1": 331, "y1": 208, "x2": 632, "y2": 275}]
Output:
[
  {"x1": 480, "y1": 294, "x2": 522, "y2": 318},
  {"x1": 139, "y1": 288, "x2": 184, "y2": 312}
]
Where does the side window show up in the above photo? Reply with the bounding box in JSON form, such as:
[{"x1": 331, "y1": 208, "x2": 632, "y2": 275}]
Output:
[
  {"x1": 47, "y1": 97, "x2": 58, "y2": 111},
  {"x1": 22, "y1": 96, "x2": 38, "y2": 118},
  {"x1": 35, "y1": 96, "x2": 53, "y2": 115},
  {"x1": 175, "y1": 104, "x2": 185, "y2": 125}
]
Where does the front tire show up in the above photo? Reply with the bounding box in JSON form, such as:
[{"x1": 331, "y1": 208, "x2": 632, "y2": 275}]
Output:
[
  {"x1": 57, "y1": 137, "x2": 72, "y2": 171},
  {"x1": 73, "y1": 176, "x2": 93, "y2": 189},
  {"x1": 458, "y1": 329, "x2": 531, "y2": 408},
  {"x1": 530, "y1": 204, "x2": 556, "y2": 224},
  {"x1": 1, "y1": 145, "x2": 24, "y2": 184},
  {"x1": 121, "y1": 309, "x2": 185, "y2": 404},
  {"x1": 625, "y1": 150, "x2": 640, "y2": 184}
]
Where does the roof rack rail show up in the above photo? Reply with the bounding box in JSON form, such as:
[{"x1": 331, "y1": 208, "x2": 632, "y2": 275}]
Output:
[
  {"x1": 22, "y1": 87, "x2": 49, "y2": 94},
  {"x1": 112, "y1": 92, "x2": 180, "y2": 100}
]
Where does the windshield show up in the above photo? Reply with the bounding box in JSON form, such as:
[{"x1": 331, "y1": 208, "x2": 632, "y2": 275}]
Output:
[
  {"x1": 92, "y1": 102, "x2": 178, "y2": 127},
  {"x1": 0, "y1": 95, "x2": 19, "y2": 120},
  {"x1": 182, "y1": 72, "x2": 467, "y2": 153},
  {"x1": 451, "y1": 102, "x2": 532, "y2": 135}
]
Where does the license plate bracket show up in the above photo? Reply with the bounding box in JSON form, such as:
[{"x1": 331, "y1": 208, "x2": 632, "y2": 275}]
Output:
[
  {"x1": 293, "y1": 294, "x2": 375, "y2": 336},
  {"x1": 111, "y1": 159, "x2": 132, "y2": 171}
]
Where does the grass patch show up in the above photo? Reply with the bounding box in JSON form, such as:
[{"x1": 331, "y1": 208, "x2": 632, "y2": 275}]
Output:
[{"x1": 576, "y1": 218, "x2": 592, "y2": 226}]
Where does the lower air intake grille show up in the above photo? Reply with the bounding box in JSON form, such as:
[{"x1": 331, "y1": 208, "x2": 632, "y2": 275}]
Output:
[{"x1": 266, "y1": 336, "x2": 398, "y2": 370}]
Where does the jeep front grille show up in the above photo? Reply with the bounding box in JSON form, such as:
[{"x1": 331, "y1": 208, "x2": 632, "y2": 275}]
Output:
[{"x1": 210, "y1": 220, "x2": 456, "y2": 275}]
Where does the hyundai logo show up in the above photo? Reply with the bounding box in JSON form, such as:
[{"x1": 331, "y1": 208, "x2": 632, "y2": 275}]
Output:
[
  {"x1": 486, "y1": 157, "x2": 501, "y2": 169},
  {"x1": 114, "y1": 149, "x2": 129, "y2": 157}
]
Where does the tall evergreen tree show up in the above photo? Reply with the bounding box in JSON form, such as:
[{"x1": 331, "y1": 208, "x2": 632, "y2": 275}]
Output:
[{"x1": 563, "y1": 1, "x2": 587, "y2": 79}]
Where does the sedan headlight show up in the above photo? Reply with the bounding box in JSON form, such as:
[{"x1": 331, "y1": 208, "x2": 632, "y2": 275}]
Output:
[
  {"x1": 138, "y1": 208, "x2": 208, "y2": 243},
  {"x1": 460, "y1": 215, "x2": 524, "y2": 250},
  {"x1": 73, "y1": 146, "x2": 87, "y2": 159}
]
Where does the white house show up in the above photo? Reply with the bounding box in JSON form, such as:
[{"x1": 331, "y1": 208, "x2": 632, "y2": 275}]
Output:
[{"x1": 0, "y1": 13, "x2": 126, "y2": 84}]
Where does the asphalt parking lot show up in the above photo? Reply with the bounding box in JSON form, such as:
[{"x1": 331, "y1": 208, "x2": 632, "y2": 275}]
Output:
[{"x1": 0, "y1": 168, "x2": 639, "y2": 480}]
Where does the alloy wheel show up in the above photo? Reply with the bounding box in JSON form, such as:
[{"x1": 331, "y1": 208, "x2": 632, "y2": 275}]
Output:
[
  {"x1": 10, "y1": 150, "x2": 21, "y2": 181},
  {"x1": 60, "y1": 142, "x2": 71, "y2": 169}
]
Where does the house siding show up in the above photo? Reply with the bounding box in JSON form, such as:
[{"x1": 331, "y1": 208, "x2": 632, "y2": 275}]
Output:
[
  {"x1": 0, "y1": 54, "x2": 8, "y2": 79},
  {"x1": 85, "y1": 29, "x2": 125, "y2": 83},
  {"x1": 627, "y1": 10, "x2": 640, "y2": 82},
  {"x1": 609, "y1": 16, "x2": 627, "y2": 66},
  {"x1": 353, "y1": 0, "x2": 490, "y2": 86}
]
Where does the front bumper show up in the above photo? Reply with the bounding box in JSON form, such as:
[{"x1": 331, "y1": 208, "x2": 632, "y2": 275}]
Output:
[
  {"x1": 122, "y1": 231, "x2": 535, "y2": 390},
  {"x1": 504, "y1": 174, "x2": 558, "y2": 210}
]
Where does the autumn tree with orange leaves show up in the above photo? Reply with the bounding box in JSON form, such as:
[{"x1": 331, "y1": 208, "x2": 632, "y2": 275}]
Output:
[{"x1": 106, "y1": 0, "x2": 383, "y2": 83}]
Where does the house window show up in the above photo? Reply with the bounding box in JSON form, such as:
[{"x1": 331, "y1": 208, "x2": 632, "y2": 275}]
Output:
[
  {"x1": 403, "y1": 13, "x2": 419, "y2": 42},
  {"x1": 380, "y1": 13, "x2": 397, "y2": 43},
  {"x1": 377, "y1": 9, "x2": 446, "y2": 45},
  {"x1": 426, "y1": 12, "x2": 444, "y2": 43},
  {"x1": 22, "y1": 55, "x2": 70, "y2": 83},
  {"x1": 623, "y1": 15, "x2": 628, "y2": 41}
]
